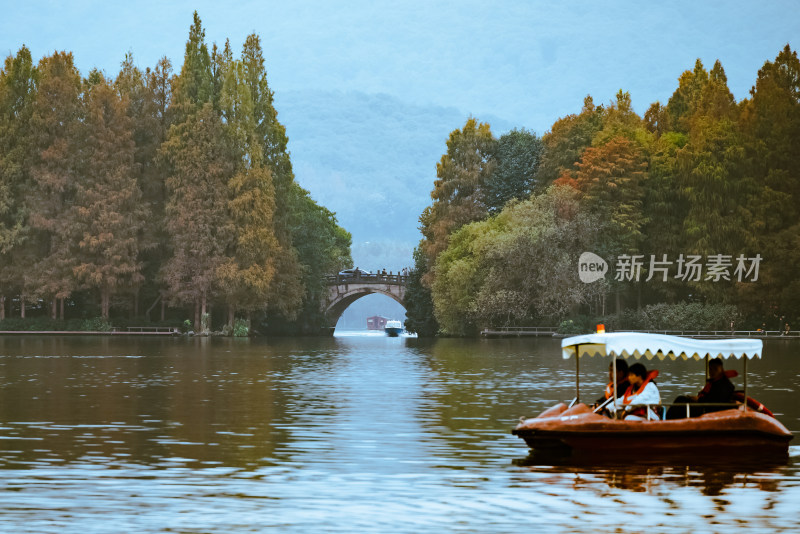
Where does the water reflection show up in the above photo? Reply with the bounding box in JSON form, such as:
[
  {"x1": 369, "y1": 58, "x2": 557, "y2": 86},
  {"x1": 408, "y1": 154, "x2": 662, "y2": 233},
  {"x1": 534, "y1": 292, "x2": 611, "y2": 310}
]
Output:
[{"x1": 0, "y1": 335, "x2": 797, "y2": 532}]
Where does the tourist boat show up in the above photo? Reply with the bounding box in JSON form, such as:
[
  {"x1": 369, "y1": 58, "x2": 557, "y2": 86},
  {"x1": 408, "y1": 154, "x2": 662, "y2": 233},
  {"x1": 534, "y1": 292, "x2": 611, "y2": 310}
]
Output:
[
  {"x1": 512, "y1": 332, "x2": 793, "y2": 458},
  {"x1": 384, "y1": 320, "x2": 403, "y2": 337}
]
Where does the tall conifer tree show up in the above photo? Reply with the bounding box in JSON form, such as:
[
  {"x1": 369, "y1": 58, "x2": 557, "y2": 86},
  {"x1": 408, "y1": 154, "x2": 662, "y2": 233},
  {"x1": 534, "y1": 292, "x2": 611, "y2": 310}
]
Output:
[
  {"x1": 0, "y1": 46, "x2": 37, "y2": 318},
  {"x1": 72, "y1": 75, "x2": 146, "y2": 319},
  {"x1": 27, "y1": 51, "x2": 83, "y2": 317}
]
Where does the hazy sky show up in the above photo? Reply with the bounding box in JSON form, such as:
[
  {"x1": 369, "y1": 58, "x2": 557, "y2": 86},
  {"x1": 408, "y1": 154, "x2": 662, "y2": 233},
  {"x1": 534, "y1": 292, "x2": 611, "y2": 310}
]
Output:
[{"x1": 3, "y1": 1, "x2": 798, "y2": 134}]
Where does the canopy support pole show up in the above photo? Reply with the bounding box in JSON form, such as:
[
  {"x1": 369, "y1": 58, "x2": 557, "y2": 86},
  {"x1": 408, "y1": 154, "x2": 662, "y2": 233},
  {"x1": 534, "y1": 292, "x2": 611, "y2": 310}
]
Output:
[
  {"x1": 575, "y1": 344, "x2": 580, "y2": 404},
  {"x1": 612, "y1": 357, "x2": 618, "y2": 419},
  {"x1": 743, "y1": 356, "x2": 748, "y2": 412}
]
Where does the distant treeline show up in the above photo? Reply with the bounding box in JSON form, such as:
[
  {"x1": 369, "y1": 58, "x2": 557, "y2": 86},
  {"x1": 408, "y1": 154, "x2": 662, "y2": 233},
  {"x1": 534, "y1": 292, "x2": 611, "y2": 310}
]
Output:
[
  {"x1": 0, "y1": 12, "x2": 352, "y2": 334},
  {"x1": 405, "y1": 46, "x2": 800, "y2": 336}
]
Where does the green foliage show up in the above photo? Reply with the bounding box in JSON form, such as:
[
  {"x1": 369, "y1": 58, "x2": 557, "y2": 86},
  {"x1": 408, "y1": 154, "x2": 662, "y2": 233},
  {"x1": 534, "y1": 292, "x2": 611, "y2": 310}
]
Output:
[
  {"x1": 9, "y1": 13, "x2": 354, "y2": 334},
  {"x1": 484, "y1": 128, "x2": 543, "y2": 213},
  {"x1": 557, "y1": 317, "x2": 597, "y2": 335},
  {"x1": 403, "y1": 246, "x2": 439, "y2": 337},
  {"x1": 417, "y1": 46, "x2": 800, "y2": 335},
  {"x1": 233, "y1": 318, "x2": 249, "y2": 337},
  {"x1": 80, "y1": 317, "x2": 112, "y2": 332},
  {"x1": 431, "y1": 185, "x2": 605, "y2": 334},
  {"x1": 603, "y1": 302, "x2": 740, "y2": 332}
]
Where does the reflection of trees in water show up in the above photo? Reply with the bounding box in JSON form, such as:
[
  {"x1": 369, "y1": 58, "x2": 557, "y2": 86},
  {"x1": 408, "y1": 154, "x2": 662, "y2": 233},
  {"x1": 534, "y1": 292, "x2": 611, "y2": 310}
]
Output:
[{"x1": 0, "y1": 337, "x2": 297, "y2": 470}]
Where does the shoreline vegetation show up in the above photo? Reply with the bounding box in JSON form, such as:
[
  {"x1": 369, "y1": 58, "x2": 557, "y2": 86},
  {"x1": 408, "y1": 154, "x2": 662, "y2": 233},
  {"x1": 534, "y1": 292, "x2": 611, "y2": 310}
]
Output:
[
  {"x1": 0, "y1": 12, "x2": 351, "y2": 337},
  {"x1": 402, "y1": 45, "x2": 800, "y2": 339},
  {"x1": 4, "y1": 14, "x2": 799, "y2": 339}
]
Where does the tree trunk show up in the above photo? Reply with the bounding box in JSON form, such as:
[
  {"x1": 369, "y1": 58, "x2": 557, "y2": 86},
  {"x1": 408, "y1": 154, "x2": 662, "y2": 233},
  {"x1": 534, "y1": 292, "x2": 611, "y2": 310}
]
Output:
[
  {"x1": 0, "y1": 295, "x2": 5, "y2": 320},
  {"x1": 134, "y1": 291, "x2": 139, "y2": 318},
  {"x1": 21, "y1": 296, "x2": 25, "y2": 318},
  {"x1": 194, "y1": 299, "x2": 200, "y2": 332},
  {"x1": 60, "y1": 298, "x2": 65, "y2": 320},
  {"x1": 228, "y1": 304, "x2": 235, "y2": 328},
  {"x1": 51, "y1": 298, "x2": 57, "y2": 319},
  {"x1": 101, "y1": 288, "x2": 110, "y2": 320},
  {"x1": 201, "y1": 293, "x2": 208, "y2": 333},
  {"x1": 160, "y1": 299, "x2": 165, "y2": 322},
  {"x1": 145, "y1": 294, "x2": 161, "y2": 321}
]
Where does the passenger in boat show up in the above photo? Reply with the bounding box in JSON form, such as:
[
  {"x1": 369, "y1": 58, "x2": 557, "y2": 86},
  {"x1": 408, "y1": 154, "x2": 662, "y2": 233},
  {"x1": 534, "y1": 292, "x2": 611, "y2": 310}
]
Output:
[
  {"x1": 594, "y1": 358, "x2": 630, "y2": 411},
  {"x1": 665, "y1": 357, "x2": 736, "y2": 419},
  {"x1": 619, "y1": 363, "x2": 661, "y2": 420}
]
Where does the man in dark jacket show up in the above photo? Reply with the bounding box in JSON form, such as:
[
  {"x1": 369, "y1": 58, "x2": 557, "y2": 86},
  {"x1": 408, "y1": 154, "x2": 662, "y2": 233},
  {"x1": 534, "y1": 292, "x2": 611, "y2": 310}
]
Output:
[{"x1": 666, "y1": 357, "x2": 735, "y2": 419}]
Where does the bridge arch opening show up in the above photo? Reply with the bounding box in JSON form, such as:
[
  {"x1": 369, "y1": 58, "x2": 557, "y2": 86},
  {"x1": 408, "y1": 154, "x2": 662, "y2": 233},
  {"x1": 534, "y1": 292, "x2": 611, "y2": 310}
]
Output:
[{"x1": 330, "y1": 292, "x2": 407, "y2": 333}]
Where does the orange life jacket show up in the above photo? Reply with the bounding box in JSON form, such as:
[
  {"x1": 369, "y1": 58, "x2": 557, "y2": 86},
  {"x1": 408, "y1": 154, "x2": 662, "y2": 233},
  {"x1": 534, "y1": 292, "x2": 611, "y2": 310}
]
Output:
[
  {"x1": 622, "y1": 370, "x2": 659, "y2": 404},
  {"x1": 622, "y1": 370, "x2": 659, "y2": 418}
]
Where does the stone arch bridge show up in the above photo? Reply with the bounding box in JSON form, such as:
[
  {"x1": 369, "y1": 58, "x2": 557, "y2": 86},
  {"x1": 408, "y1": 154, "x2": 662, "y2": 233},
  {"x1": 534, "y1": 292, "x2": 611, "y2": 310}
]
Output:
[{"x1": 323, "y1": 271, "x2": 407, "y2": 331}]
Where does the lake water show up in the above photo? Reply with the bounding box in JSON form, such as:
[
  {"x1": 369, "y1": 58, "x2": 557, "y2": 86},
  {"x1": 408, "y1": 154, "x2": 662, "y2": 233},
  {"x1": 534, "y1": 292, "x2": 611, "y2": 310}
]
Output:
[{"x1": 0, "y1": 333, "x2": 798, "y2": 533}]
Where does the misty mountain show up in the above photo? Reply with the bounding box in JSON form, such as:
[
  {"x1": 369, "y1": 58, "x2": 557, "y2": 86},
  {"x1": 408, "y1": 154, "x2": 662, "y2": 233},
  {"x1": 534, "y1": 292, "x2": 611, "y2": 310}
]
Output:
[{"x1": 276, "y1": 89, "x2": 515, "y2": 271}]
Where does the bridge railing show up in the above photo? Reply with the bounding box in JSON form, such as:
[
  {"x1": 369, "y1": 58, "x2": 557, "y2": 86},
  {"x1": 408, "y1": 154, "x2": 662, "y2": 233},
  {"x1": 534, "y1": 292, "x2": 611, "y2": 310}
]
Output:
[{"x1": 326, "y1": 273, "x2": 408, "y2": 285}]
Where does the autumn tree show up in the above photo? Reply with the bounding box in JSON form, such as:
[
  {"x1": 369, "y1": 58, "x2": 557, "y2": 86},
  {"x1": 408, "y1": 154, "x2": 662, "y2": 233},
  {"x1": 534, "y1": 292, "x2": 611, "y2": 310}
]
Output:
[
  {"x1": 419, "y1": 118, "x2": 496, "y2": 274},
  {"x1": 71, "y1": 74, "x2": 146, "y2": 319},
  {"x1": 216, "y1": 57, "x2": 281, "y2": 326},
  {"x1": 238, "y1": 34, "x2": 307, "y2": 322},
  {"x1": 0, "y1": 46, "x2": 37, "y2": 319},
  {"x1": 160, "y1": 103, "x2": 233, "y2": 331},
  {"x1": 556, "y1": 135, "x2": 647, "y2": 311},
  {"x1": 535, "y1": 95, "x2": 604, "y2": 189},
  {"x1": 115, "y1": 53, "x2": 173, "y2": 318},
  {"x1": 26, "y1": 51, "x2": 84, "y2": 318}
]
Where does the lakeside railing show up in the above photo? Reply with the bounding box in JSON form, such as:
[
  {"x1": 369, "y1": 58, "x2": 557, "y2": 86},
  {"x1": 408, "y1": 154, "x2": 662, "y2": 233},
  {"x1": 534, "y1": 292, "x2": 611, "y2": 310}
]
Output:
[
  {"x1": 480, "y1": 326, "x2": 559, "y2": 337},
  {"x1": 325, "y1": 273, "x2": 408, "y2": 285},
  {"x1": 481, "y1": 327, "x2": 800, "y2": 338}
]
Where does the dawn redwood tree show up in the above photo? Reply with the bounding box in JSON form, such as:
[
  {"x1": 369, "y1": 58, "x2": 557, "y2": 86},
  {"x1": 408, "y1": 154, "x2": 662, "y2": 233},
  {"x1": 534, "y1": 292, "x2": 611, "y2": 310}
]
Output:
[
  {"x1": 115, "y1": 53, "x2": 172, "y2": 317},
  {"x1": 160, "y1": 103, "x2": 233, "y2": 331},
  {"x1": 556, "y1": 135, "x2": 647, "y2": 312},
  {"x1": 26, "y1": 51, "x2": 83, "y2": 318},
  {"x1": 72, "y1": 74, "x2": 146, "y2": 319},
  {"x1": 737, "y1": 45, "x2": 800, "y2": 317},
  {"x1": 419, "y1": 117, "x2": 496, "y2": 279},
  {"x1": 217, "y1": 59, "x2": 280, "y2": 326},
  {"x1": 171, "y1": 11, "x2": 213, "y2": 120},
  {"x1": 559, "y1": 135, "x2": 647, "y2": 256},
  {"x1": 535, "y1": 95, "x2": 604, "y2": 189},
  {"x1": 239, "y1": 33, "x2": 306, "y2": 322},
  {"x1": 0, "y1": 45, "x2": 37, "y2": 319},
  {"x1": 666, "y1": 59, "x2": 709, "y2": 134}
]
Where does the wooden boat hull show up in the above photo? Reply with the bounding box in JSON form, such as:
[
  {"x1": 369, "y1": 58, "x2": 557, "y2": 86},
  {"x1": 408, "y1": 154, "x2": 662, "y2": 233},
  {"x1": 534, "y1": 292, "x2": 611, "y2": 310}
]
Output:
[{"x1": 512, "y1": 403, "x2": 793, "y2": 458}]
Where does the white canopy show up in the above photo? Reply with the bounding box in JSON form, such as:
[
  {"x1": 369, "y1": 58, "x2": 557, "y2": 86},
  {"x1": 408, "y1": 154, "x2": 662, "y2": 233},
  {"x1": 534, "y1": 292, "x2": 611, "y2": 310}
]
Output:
[{"x1": 561, "y1": 332, "x2": 762, "y2": 361}]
